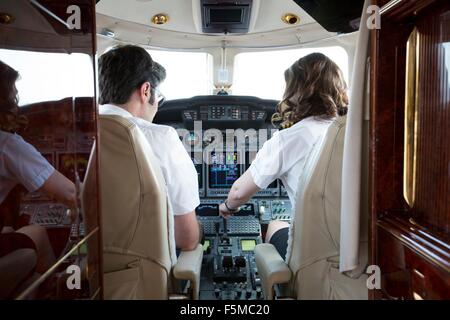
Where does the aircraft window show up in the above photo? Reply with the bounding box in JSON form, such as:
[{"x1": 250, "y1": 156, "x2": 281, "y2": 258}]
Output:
[
  {"x1": 146, "y1": 50, "x2": 213, "y2": 100},
  {"x1": 0, "y1": 49, "x2": 94, "y2": 106},
  {"x1": 233, "y1": 46, "x2": 349, "y2": 100}
]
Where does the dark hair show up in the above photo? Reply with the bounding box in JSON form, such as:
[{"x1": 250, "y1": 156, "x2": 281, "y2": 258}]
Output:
[
  {"x1": 0, "y1": 60, "x2": 27, "y2": 132},
  {"x1": 99, "y1": 45, "x2": 166, "y2": 105},
  {"x1": 272, "y1": 53, "x2": 349, "y2": 129}
]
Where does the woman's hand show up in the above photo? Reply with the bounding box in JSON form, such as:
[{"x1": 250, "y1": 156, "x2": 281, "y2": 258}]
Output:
[
  {"x1": 219, "y1": 202, "x2": 233, "y2": 219},
  {"x1": 219, "y1": 171, "x2": 261, "y2": 218}
]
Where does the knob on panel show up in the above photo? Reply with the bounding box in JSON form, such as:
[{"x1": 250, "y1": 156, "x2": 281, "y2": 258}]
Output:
[
  {"x1": 234, "y1": 256, "x2": 246, "y2": 268},
  {"x1": 259, "y1": 205, "x2": 266, "y2": 214}
]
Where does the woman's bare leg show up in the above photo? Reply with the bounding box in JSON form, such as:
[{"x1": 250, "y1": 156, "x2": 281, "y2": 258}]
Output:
[
  {"x1": 1, "y1": 226, "x2": 15, "y2": 234},
  {"x1": 265, "y1": 220, "x2": 290, "y2": 243},
  {"x1": 16, "y1": 225, "x2": 56, "y2": 274}
]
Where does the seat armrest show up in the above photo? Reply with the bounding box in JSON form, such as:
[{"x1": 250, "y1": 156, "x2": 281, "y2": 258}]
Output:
[
  {"x1": 173, "y1": 244, "x2": 203, "y2": 300},
  {"x1": 255, "y1": 243, "x2": 292, "y2": 300}
]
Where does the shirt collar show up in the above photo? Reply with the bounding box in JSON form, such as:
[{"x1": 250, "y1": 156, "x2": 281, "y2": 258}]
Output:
[{"x1": 99, "y1": 104, "x2": 134, "y2": 118}]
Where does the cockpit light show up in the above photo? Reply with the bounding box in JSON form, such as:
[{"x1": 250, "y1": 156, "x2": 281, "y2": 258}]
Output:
[
  {"x1": 0, "y1": 12, "x2": 15, "y2": 24},
  {"x1": 152, "y1": 13, "x2": 169, "y2": 25},
  {"x1": 282, "y1": 13, "x2": 300, "y2": 25}
]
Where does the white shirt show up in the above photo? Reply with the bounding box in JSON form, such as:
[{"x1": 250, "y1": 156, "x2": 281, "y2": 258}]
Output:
[
  {"x1": 249, "y1": 117, "x2": 333, "y2": 209},
  {"x1": 99, "y1": 104, "x2": 200, "y2": 216},
  {"x1": 0, "y1": 130, "x2": 55, "y2": 204}
]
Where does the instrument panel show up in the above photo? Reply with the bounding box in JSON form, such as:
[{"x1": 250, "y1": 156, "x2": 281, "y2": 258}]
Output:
[
  {"x1": 22, "y1": 203, "x2": 72, "y2": 226},
  {"x1": 195, "y1": 199, "x2": 292, "y2": 300},
  {"x1": 158, "y1": 96, "x2": 294, "y2": 300},
  {"x1": 182, "y1": 105, "x2": 267, "y2": 122}
]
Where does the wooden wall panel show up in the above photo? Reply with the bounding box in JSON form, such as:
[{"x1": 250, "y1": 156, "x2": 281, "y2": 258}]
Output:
[
  {"x1": 413, "y1": 8, "x2": 450, "y2": 234},
  {"x1": 371, "y1": 0, "x2": 450, "y2": 299}
]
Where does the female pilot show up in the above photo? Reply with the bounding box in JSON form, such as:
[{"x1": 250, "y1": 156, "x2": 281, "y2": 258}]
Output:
[
  {"x1": 0, "y1": 60, "x2": 77, "y2": 281},
  {"x1": 219, "y1": 53, "x2": 349, "y2": 259}
]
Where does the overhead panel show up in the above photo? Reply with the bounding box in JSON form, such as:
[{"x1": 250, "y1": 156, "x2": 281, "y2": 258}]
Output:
[
  {"x1": 293, "y1": 0, "x2": 365, "y2": 33},
  {"x1": 201, "y1": 0, "x2": 253, "y2": 34}
]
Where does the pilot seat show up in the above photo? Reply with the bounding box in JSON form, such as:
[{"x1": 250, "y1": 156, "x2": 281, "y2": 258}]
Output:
[
  {"x1": 255, "y1": 116, "x2": 369, "y2": 300},
  {"x1": 83, "y1": 115, "x2": 203, "y2": 300}
]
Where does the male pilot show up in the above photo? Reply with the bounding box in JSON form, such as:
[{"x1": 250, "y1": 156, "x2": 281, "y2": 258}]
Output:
[{"x1": 98, "y1": 45, "x2": 200, "y2": 251}]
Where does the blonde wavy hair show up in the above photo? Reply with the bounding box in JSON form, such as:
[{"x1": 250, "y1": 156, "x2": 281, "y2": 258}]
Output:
[{"x1": 272, "y1": 53, "x2": 349, "y2": 129}]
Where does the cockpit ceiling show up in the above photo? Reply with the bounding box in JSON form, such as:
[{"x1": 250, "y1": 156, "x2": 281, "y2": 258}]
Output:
[
  {"x1": 95, "y1": 0, "x2": 343, "y2": 50},
  {"x1": 0, "y1": 0, "x2": 94, "y2": 54},
  {"x1": 96, "y1": 0, "x2": 318, "y2": 34}
]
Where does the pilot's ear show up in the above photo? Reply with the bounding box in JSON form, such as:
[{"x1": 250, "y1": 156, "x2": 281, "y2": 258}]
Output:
[{"x1": 140, "y1": 82, "x2": 151, "y2": 99}]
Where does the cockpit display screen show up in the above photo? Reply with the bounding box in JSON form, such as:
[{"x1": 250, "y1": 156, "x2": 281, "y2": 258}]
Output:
[
  {"x1": 192, "y1": 153, "x2": 204, "y2": 193},
  {"x1": 234, "y1": 203, "x2": 255, "y2": 216},
  {"x1": 196, "y1": 203, "x2": 219, "y2": 216},
  {"x1": 241, "y1": 239, "x2": 256, "y2": 252},
  {"x1": 194, "y1": 164, "x2": 203, "y2": 189},
  {"x1": 208, "y1": 152, "x2": 240, "y2": 188},
  {"x1": 58, "y1": 152, "x2": 90, "y2": 181},
  {"x1": 203, "y1": 240, "x2": 211, "y2": 252}
]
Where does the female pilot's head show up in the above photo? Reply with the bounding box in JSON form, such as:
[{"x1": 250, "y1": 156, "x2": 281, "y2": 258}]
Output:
[
  {"x1": 0, "y1": 60, "x2": 27, "y2": 133},
  {"x1": 272, "y1": 53, "x2": 349, "y2": 129}
]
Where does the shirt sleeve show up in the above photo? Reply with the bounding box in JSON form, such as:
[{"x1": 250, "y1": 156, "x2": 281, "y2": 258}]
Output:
[
  {"x1": 249, "y1": 124, "x2": 318, "y2": 190},
  {"x1": 161, "y1": 128, "x2": 200, "y2": 216},
  {"x1": 3, "y1": 134, "x2": 55, "y2": 192},
  {"x1": 249, "y1": 132, "x2": 284, "y2": 189}
]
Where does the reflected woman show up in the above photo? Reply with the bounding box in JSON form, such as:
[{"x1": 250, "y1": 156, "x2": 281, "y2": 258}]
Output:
[
  {"x1": 0, "y1": 60, "x2": 77, "y2": 279},
  {"x1": 219, "y1": 53, "x2": 349, "y2": 259}
]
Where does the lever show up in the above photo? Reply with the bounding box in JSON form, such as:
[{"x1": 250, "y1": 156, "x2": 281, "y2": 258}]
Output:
[
  {"x1": 214, "y1": 221, "x2": 220, "y2": 234},
  {"x1": 222, "y1": 216, "x2": 228, "y2": 235},
  {"x1": 259, "y1": 205, "x2": 266, "y2": 216},
  {"x1": 222, "y1": 255, "x2": 233, "y2": 269}
]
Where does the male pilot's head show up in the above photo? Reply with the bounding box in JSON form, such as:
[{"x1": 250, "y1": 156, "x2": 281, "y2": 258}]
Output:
[{"x1": 99, "y1": 45, "x2": 166, "y2": 122}]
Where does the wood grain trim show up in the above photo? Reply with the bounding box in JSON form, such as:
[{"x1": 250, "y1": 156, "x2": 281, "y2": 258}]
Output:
[
  {"x1": 377, "y1": 215, "x2": 450, "y2": 273},
  {"x1": 380, "y1": 0, "x2": 437, "y2": 19}
]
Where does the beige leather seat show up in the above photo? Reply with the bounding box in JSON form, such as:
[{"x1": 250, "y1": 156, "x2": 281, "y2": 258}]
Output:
[
  {"x1": 255, "y1": 116, "x2": 368, "y2": 300},
  {"x1": 83, "y1": 115, "x2": 202, "y2": 300}
]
